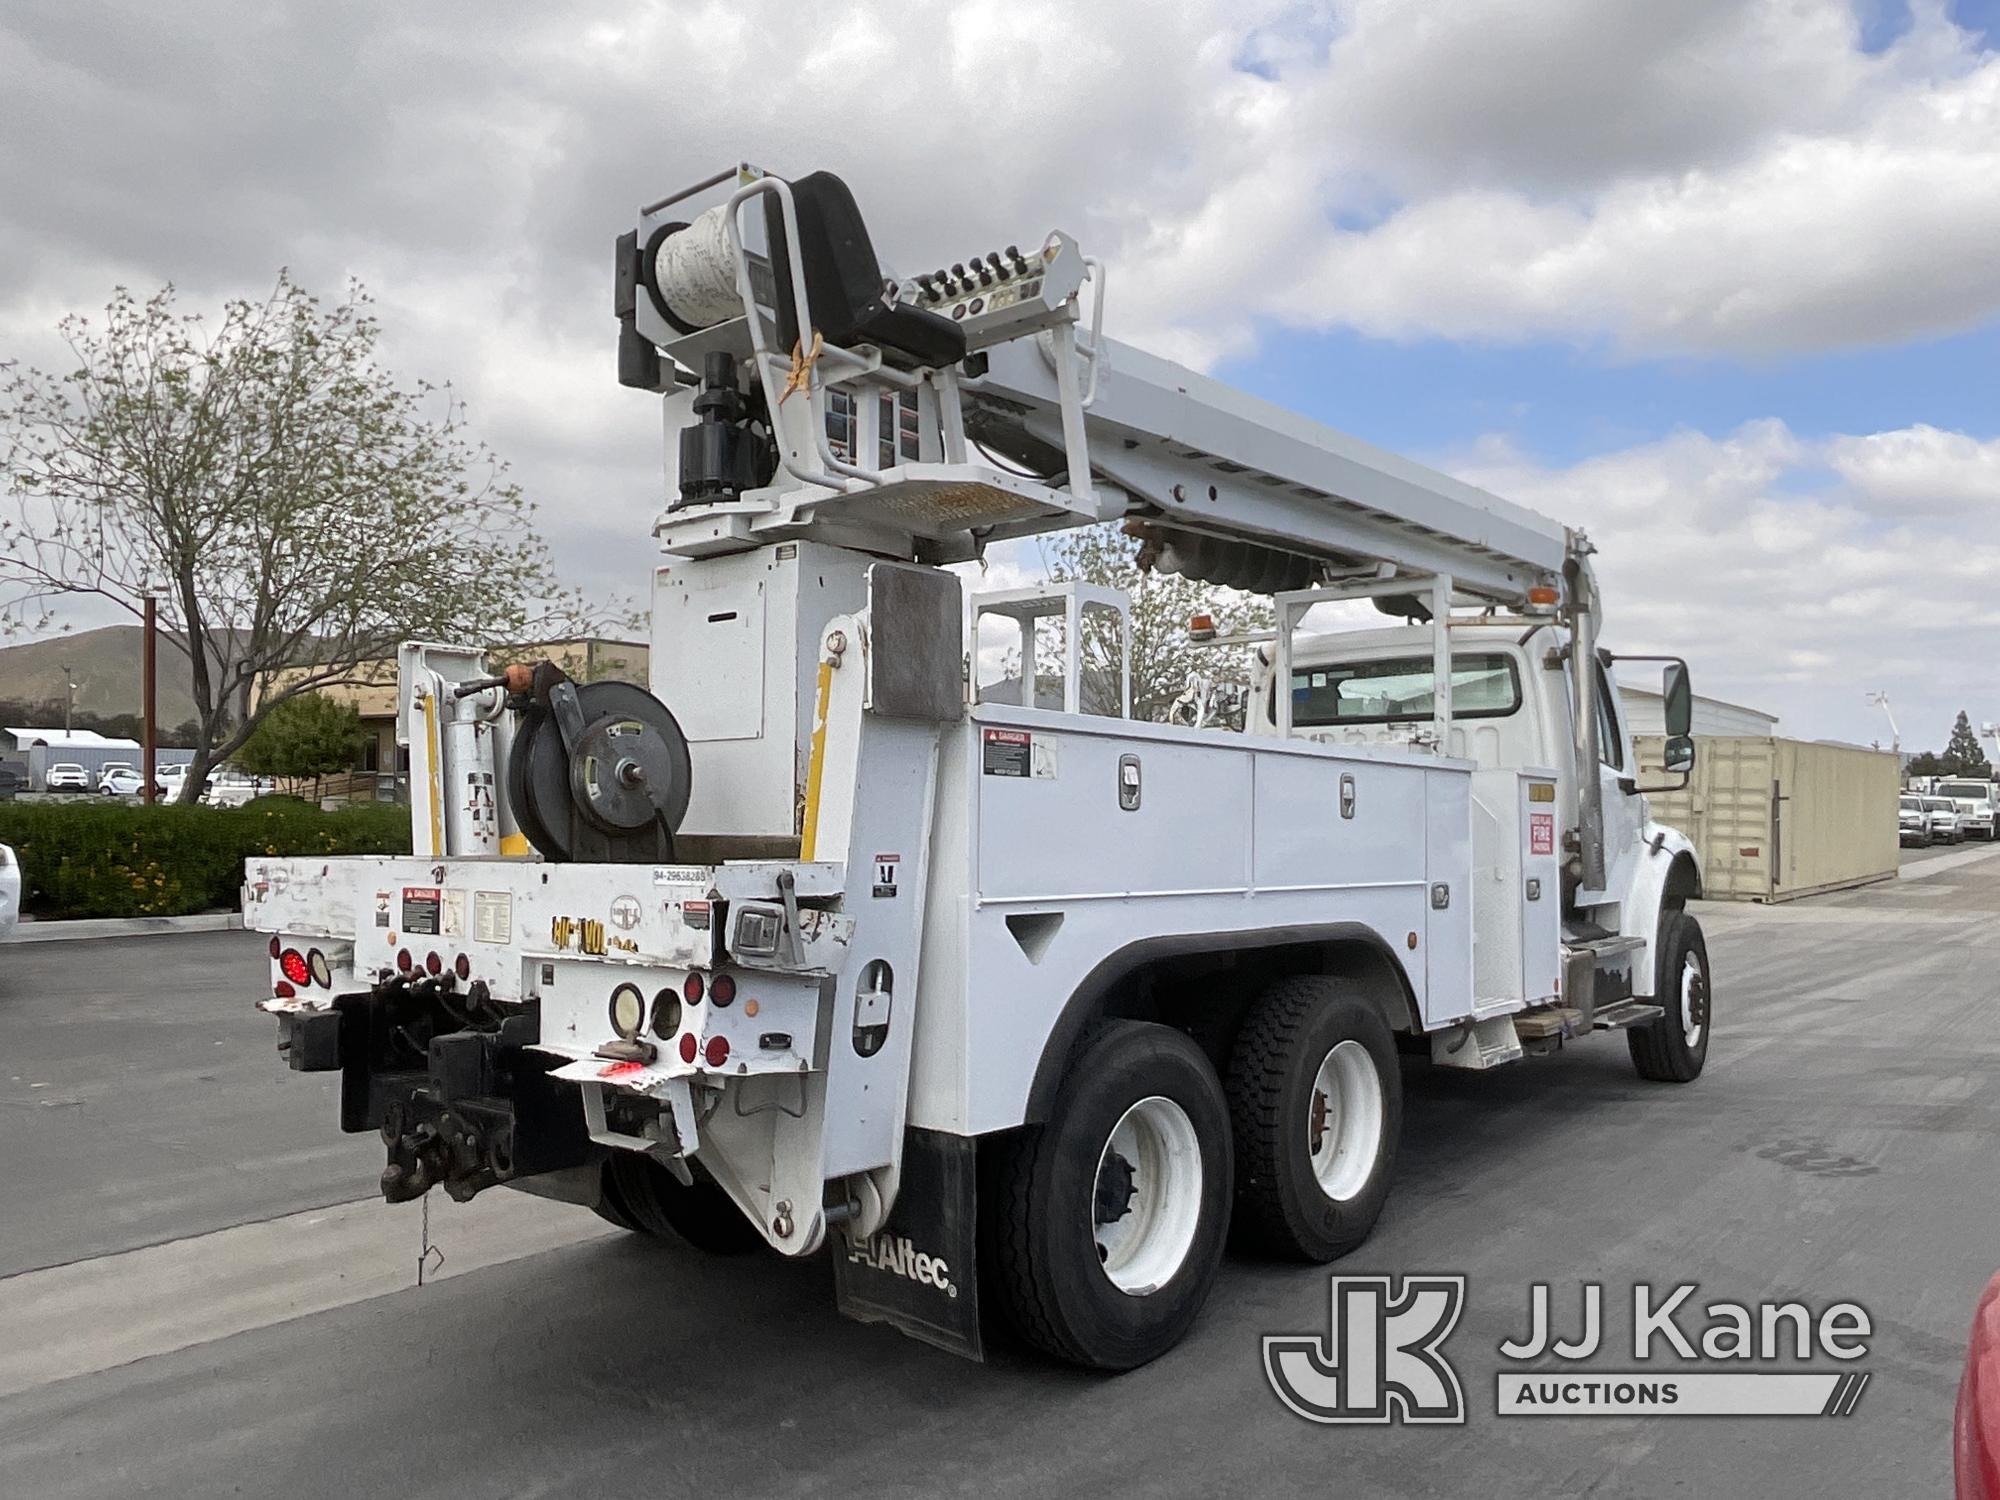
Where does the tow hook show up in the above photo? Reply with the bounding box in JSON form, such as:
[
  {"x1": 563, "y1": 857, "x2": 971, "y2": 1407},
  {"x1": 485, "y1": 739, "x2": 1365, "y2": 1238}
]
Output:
[{"x1": 379, "y1": 1101, "x2": 511, "y2": 1205}]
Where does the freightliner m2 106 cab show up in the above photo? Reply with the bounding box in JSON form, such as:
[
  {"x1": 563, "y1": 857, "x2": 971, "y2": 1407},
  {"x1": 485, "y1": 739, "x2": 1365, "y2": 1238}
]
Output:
[{"x1": 247, "y1": 165, "x2": 1710, "y2": 1370}]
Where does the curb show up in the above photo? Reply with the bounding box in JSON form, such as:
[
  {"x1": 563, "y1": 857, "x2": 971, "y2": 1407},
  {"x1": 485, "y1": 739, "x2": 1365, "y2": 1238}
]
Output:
[{"x1": 5, "y1": 912, "x2": 244, "y2": 944}]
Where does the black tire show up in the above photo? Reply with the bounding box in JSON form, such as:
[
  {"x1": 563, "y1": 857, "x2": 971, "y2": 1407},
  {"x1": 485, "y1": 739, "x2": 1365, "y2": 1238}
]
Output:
[
  {"x1": 594, "y1": 1155, "x2": 763, "y2": 1254},
  {"x1": 1225, "y1": 978, "x2": 1403, "y2": 1261},
  {"x1": 1628, "y1": 908, "x2": 1710, "y2": 1083},
  {"x1": 983, "y1": 1020, "x2": 1232, "y2": 1371}
]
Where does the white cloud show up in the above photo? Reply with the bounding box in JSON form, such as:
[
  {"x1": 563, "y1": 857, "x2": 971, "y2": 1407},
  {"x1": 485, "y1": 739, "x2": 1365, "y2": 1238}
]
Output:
[
  {"x1": 1, "y1": 0, "x2": 1998, "y2": 751},
  {"x1": 1825, "y1": 424, "x2": 2000, "y2": 516},
  {"x1": 1442, "y1": 419, "x2": 2000, "y2": 746}
]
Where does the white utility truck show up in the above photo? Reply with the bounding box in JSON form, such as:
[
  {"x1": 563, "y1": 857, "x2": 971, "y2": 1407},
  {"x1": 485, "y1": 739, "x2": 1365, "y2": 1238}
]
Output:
[{"x1": 246, "y1": 164, "x2": 1710, "y2": 1370}]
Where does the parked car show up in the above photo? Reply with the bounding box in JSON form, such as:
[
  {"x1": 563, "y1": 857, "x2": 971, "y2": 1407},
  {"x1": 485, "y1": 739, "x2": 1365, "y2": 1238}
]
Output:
[
  {"x1": 1901, "y1": 794, "x2": 1934, "y2": 847},
  {"x1": 0, "y1": 761, "x2": 26, "y2": 800},
  {"x1": 44, "y1": 762, "x2": 90, "y2": 793},
  {"x1": 202, "y1": 771, "x2": 275, "y2": 807},
  {"x1": 1961, "y1": 1269, "x2": 2000, "y2": 1498},
  {"x1": 95, "y1": 761, "x2": 137, "y2": 793},
  {"x1": 0, "y1": 842, "x2": 17, "y2": 942},
  {"x1": 156, "y1": 762, "x2": 189, "y2": 799},
  {"x1": 1925, "y1": 796, "x2": 1966, "y2": 845},
  {"x1": 99, "y1": 767, "x2": 147, "y2": 797},
  {"x1": 1936, "y1": 779, "x2": 1999, "y2": 842}
]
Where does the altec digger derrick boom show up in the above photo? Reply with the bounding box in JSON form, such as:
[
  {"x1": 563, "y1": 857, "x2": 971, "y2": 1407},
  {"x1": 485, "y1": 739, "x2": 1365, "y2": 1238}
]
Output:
[{"x1": 244, "y1": 164, "x2": 1702, "y2": 1370}]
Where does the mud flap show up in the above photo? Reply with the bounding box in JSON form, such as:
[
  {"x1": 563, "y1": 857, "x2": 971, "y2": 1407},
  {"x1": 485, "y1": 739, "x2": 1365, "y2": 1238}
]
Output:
[{"x1": 832, "y1": 1128, "x2": 982, "y2": 1361}]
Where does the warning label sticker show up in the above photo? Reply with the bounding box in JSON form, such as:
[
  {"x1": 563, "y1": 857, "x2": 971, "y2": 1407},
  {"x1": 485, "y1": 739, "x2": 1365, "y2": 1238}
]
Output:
[
  {"x1": 401, "y1": 886, "x2": 442, "y2": 936},
  {"x1": 473, "y1": 890, "x2": 512, "y2": 945},
  {"x1": 982, "y1": 728, "x2": 1030, "y2": 777},
  {"x1": 873, "y1": 852, "x2": 900, "y2": 899},
  {"x1": 1529, "y1": 812, "x2": 1555, "y2": 856}
]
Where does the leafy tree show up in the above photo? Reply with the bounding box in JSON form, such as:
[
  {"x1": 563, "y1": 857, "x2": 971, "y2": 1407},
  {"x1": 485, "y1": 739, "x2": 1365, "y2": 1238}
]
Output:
[
  {"x1": 1942, "y1": 710, "x2": 1991, "y2": 777},
  {"x1": 1032, "y1": 523, "x2": 1275, "y2": 726},
  {"x1": 1904, "y1": 751, "x2": 1944, "y2": 778},
  {"x1": 0, "y1": 274, "x2": 586, "y2": 802},
  {"x1": 234, "y1": 692, "x2": 368, "y2": 802}
]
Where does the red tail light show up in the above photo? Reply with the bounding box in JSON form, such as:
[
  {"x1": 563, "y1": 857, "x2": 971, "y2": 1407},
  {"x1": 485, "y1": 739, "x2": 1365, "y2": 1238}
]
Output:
[
  {"x1": 454, "y1": 953, "x2": 470, "y2": 981},
  {"x1": 678, "y1": 1032, "x2": 698, "y2": 1064},
  {"x1": 278, "y1": 949, "x2": 311, "y2": 987},
  {"x1": 704, "y1": 1035, "x2": 730, "y2": 1068},
  {"x1": 268, "y1": 936, "x2": 281, "y2": 959},
  {"x1": 710, "y1": 973, "x2": 737, "y2": 1007},
  {"x1": 273, "y1": 980, "x2": 296, "y2": 999},
  {"x1": 396, "y1": 948, "x2": 414, "y2": 973},
  {"x1": 682, "y1": 971, "x2": 704, "y2": 1003},
  {"x1": 425, "y1": 951, "x2": 442, "y2": 976}
]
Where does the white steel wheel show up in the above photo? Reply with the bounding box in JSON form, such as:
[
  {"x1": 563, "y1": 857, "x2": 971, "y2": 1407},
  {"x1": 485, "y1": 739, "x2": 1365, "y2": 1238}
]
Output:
[
  {"x1": 1678, "y1": 950, "x2": 1708, "y2": 1048},
  {"x1": 1306, "y1": 1039, "x2": 1386, "y2": 1204},
  {"x1": 1092, "y1": 1095, "x2": 1204, "y2": 1296},
  {"x1": 1630, "y1": 908, "x2": 1710, "y2": 1083}
]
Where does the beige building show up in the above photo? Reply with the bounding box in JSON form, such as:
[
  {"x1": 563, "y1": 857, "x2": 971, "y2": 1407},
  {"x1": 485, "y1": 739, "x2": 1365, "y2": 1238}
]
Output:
[{"x1": 262, "y1": 638, "x2": 650, "y2": 801}]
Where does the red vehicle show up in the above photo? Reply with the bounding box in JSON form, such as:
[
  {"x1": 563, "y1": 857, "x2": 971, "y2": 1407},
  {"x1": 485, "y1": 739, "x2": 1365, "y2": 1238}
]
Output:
[{"x1": 1960, "y1": 1272, "x2": 2000, "y2": 1499}]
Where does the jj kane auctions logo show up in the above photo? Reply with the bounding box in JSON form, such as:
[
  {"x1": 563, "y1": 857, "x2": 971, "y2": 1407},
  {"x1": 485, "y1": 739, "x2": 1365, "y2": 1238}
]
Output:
[{"x1": 1265, "y1": 1277, "x2": 1873, "y2": 1422}]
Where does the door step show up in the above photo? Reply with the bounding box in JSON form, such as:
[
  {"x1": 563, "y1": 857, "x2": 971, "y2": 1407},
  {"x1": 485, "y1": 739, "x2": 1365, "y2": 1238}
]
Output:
[{"x1": 1591, "y1": 999, "x2": 1665, "y2": 1031}]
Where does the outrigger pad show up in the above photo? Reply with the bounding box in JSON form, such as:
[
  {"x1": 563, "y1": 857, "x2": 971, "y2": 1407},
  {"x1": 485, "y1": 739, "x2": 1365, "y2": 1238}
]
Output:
[
  {"x1": 868, "y1": 563, "x2": 963, "y2": 723},
  {"x1": 832, "y1": 1129, "x2": 983, "y2": 1361}
]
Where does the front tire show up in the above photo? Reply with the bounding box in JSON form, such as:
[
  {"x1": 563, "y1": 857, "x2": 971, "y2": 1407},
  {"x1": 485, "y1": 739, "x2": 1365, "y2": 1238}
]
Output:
[
  {"x1": 983, "y1": 1021, "x2": 1232, "y2": 1370},
  {"x1": 1225, "y1": 978, "x2": 1402, "y2": 1261},
  {"x1": 1629, "y1": 908, "x2": 1710, "y2": 1083}
]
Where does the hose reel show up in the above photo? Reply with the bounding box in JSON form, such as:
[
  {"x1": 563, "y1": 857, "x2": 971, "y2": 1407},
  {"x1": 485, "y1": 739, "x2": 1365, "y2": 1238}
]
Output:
[{"x1": 504, "y1": 667, "x2": 692, "y2": 863}]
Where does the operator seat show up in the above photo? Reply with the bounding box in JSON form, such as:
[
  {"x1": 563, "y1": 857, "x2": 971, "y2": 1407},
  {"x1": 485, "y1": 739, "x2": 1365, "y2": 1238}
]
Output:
[{"x1": 769, "y1": 171, "x2": 968, "y2": 372}]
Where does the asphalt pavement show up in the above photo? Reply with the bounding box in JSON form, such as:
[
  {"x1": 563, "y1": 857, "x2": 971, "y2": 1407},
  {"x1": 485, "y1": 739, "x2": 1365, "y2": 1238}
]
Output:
[{"x1": 2, "y1": 853, "x2": 1997, "y2": 1499}]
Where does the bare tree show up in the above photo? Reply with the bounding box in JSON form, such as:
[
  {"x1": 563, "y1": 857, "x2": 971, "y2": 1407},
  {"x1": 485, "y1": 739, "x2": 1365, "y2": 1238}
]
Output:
[{"x1": 0, "y1": 273, "x2": 586, "y2": 801}]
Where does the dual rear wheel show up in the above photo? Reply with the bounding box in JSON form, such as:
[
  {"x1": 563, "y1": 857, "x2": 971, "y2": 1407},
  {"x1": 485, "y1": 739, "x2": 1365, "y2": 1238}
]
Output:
[{"x1": 983, "y1": 981, "x2": 1402, "y2": 1370}]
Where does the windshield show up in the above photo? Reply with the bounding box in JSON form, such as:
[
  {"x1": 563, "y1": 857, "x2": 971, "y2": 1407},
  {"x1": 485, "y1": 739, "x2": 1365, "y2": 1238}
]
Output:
[
  {"x1": 1901, "y1": 797, "x2": 1923, "y2": 812},
  {"x1": 1284, "y1": 651, "x2": 1521, "y2": 727},
  {"x1": 1925, "y1": 798, "x2": 1954, "y2": 812},
  {"x1": 1938, "y1": 781, "x2": 1990, "y2": 799}
]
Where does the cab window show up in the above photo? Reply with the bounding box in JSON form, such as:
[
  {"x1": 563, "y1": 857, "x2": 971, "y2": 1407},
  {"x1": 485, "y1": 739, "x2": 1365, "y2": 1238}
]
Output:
[
  {"x1": 1593, "y1": 661, "x2": 1624, "y2": 770},
  {"x1": 1284, "y1": 651, "x2": 1521, "y2": 727}
]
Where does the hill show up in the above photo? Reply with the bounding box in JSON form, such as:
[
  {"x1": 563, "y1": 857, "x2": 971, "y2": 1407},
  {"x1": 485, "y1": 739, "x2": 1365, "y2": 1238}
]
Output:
[{"x1": 0, "y1": 625, "x2": 201, "y2": 728}]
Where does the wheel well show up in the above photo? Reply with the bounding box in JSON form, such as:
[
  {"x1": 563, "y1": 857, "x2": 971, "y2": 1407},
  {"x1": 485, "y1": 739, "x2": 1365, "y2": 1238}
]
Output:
[
  {"x1": 1663, "y1": 851, "x2": 1702, "y2": 910},
  {"x1": 1021, "y1": 928, "x2": 1421, "y2": 1124}
]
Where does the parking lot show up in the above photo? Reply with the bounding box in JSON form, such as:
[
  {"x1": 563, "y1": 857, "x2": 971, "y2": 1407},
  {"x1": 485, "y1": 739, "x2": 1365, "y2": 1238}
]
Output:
[{"x1": 1, "y1": 849, "x2": 1994, "y2": 1499}]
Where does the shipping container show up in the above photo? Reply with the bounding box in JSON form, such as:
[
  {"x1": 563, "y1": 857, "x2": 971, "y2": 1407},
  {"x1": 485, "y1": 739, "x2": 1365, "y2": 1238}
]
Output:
[{"x1": 1634, "y1": 735, "x2": 1900, "y2": 903}]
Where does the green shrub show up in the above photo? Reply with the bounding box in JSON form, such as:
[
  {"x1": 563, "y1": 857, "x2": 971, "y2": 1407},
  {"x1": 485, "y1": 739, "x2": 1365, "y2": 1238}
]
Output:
[{"x1": 0, "y1": 801, "x2": 411, "y2": 919}]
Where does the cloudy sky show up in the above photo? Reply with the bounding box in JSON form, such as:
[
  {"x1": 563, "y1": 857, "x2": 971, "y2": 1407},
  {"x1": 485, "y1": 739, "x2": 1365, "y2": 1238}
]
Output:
[{"x1": 2, "y1": 0, "x2": 1996, "y2": 749}]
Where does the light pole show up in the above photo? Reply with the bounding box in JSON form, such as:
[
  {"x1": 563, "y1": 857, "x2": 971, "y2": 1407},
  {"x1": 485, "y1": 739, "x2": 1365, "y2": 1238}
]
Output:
[
  {"x1": 142, "y1": 590, "x2": 159, "y2": 806},
  {"x1": 1866, "y1": 691, "x2": 1899, "y2": 753},
  {"x1": 61, "y1": 664, "x2": 77, "y2": 735}
]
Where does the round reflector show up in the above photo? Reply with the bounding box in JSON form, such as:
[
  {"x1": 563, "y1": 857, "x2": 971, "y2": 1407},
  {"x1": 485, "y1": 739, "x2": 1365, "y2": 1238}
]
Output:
[
  {"x1": 682, "y1": 971, "x2": 704, "y2": 1004},
  {"x1": 678, "y1": 1031, "x2": 699, "y2": 1064},
  {"x1": 425, "y1": 951, "x2": 443, "y2": 976},
  {"x1": 704, "y1": 1035, "x2": 730, "y2": 1068},
  {"x1": 710, "y1": 973, "x2": 737, "y2": 1007},
  {"x1": 268, "y1": 936, "x2": 281, "y2": 960},
  {"x1": 273, "y1": 980, "x2": 296, "y2": 1000},
  {"x1": 608, "y1": 984, "x2": 646, "y2": 1040},
  {"x1": 396, "y1": 948, "x2": 414, "y2": 973},
  {"x1": 651, "y1": 990, "x2": 682, "y2": 1040},
  {"x1": 278, "y1": 948, "x2": 311, "y2": 987},
  {"x1": 307, "y1": 949, "x2": 333, "y2": 988},
  {"x1": 454, "y1": 953, "x2": 470, "y2": 981}
]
